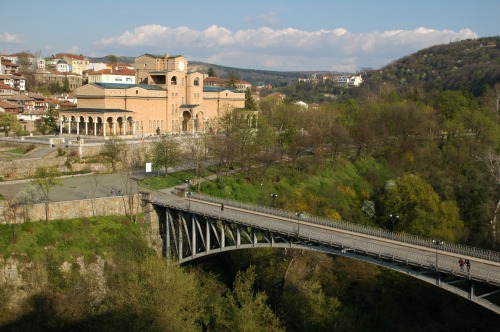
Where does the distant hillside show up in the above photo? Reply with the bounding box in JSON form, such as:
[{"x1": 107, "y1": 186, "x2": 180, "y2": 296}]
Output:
[
  {"x1": 365, "y1": 36, "x2": 500, "y2": 96},
  {"x1": 89, "y1": 55, "x2": 340, "y2": 86},
  {"x1": 188, "y1": 61, "x2": 334, "y2": 86}
]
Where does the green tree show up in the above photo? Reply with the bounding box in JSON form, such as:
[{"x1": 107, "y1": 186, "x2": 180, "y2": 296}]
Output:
[
  {"x1": 106, "y1": 54, "x2": 118, "y2": 64},
  {"x1": 103, "y1": 255, "x2": 204, "y2": 331},
  {"x1": 207, "y1": 67, "x2": 216, "y2": 77},
  {"x1": 33, "y1": 166, "x2": 62, "y2": 222},
  {"x1": 35, "y1": 107, "x2": 58, "y2": 134},
  {"x1": 211, "y1": 266, "x2": 284, "y2": 331},
  {"x1": 379, "y1": 173, "x2": 464, "y2": 241},
  {"x1": 151, "y1": 136, "x2": 182, "y2": 174},
  {"x1": 226, "y1": 71, "x2": 239, "y2": 90},
  {"x1": 62, "y1": 76, "x2": 70, "y2": 93},
  {"x1": 245, "y1": 88, "x2": 256, "y2": 110},
  {"x1": 100, "y1": 138, "x2": 126, "y2": 172},
  {"x1": 0, "y1": 113, "x2": 22, "y2": 137},
  {"x1": 16, "y1": 51, "x2": 36, "y2": 91}
]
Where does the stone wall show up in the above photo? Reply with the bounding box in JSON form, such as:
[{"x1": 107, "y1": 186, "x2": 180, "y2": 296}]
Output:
[
  {"x1": 0, "y1": 157, "x2": 66, "y2": 179},
  {"x1": 0, "y1": 195, "x2": 143, "y2": 224}
]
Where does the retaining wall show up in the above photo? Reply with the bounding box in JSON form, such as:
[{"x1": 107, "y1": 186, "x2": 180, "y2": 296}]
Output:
[{"x1": 0, "y1": 195, "x2": 143, "y2": 223}]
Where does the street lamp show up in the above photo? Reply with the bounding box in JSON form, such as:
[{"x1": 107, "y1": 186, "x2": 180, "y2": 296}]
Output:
[
  {"x1": 295, "y1": 212, "x2": 303, "y2": 235},
  {"x1": 432, "y1": 239, "x2": 445, "y2": 271},
  {"x1": 187, "y1": 191, "x2": 192, "y2": 210},
  {"x1": 389, "y1": 214, "x2": 400, "y2": 232},
  {"x1": 270, "y1": 193, "x2": 278, "y2": 207}
]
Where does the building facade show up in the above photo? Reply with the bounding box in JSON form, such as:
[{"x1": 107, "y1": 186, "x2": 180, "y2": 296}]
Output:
[{"x1": 59, "y1": 53, "x2": 245, "y2": 137}]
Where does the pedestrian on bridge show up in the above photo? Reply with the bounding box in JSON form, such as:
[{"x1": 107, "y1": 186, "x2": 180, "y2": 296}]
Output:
[
  {"x1": 458, "y1": 258, "x2": 465, "y2": 271},
  {"x1": 465, "y1": 259, "x2": 471, "y2": 272}
]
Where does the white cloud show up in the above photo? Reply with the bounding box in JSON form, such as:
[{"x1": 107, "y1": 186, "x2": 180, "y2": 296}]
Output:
[
  {"x1": 243, "y1": 12, "x2": 280, "y2": 26},
  {"x1": 0, "y1": 32, "x2": 22, "y2": 44},
  {"x1": 67, "y1": 45, "x2": 80, "y2": 54},
  {"x1": 94, "y1": 25, "x2": 479, "y2": 71}
]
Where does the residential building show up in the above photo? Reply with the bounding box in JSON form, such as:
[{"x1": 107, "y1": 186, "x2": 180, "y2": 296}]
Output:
[
  {"x1": 268, "y1": 92, "x2": 286, "y2": 100},
  {"x1": 35, "y1": 71, "x2": 83, "y2": 91},
  {"x1": 204, "y1": 77, "x2": 252, "y2": 91},
  {"x1": 0, "y1": 100, "x2": 22, "y2": 114},
  {"x1": 0, "y1": 83, "x2": 16, "y2": 99},
  {"x1": 348, "y1": 75, "x2": 363, "y2": 87},
  {"x1": 87, "y1": 68, "x2": 136, "y2": 84},
  {"x1": 58, "y1": 52, "x2": 245, "y2": 136},
  {"x1": 1, "y1": 58, "x2": 18, "y2": 74},
  {"x1": 54, "y1": 53, "x2": 90, "y2": 75},
  {"x1": 56, "y1": 59, "x2": 70, "y2": 73}
]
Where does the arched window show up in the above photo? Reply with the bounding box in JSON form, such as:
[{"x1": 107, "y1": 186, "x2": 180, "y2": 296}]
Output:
[
  {"x1": 161, "y1": 120, "x2": 164, "y2": 129},
  {"x1": 194, "y1": 78, "x2": 199, "y2": 86},
  {"x1": 149, "y1": 120, "x2": 152, "y2": 129},
  {"x1": 171, "y1": 76, "x2": 177, "y2": 85}
]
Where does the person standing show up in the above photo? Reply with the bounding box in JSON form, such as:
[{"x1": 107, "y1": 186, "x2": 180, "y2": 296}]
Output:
[{"x1": 221, "y1": 203, "x2": 224, "y2": 212}]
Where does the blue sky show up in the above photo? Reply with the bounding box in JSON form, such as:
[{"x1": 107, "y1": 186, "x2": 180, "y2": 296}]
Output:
[{"x1": 1, "y1": 0, "x2": 498, "y2": 72}]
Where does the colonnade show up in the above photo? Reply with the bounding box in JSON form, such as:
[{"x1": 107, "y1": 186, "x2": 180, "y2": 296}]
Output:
[{"x1": 59, "y1": 117, "x2": 136, "y2": 137}]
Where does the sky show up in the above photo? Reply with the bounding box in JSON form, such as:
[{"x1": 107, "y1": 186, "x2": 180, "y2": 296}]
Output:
[{"x1": 0, "y1": 0, "x2": 498, "y2": 72}]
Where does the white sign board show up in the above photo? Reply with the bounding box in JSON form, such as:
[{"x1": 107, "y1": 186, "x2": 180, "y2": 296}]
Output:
[{"x1": 145, "y1": 162, "x2": 152, "y2": 173}]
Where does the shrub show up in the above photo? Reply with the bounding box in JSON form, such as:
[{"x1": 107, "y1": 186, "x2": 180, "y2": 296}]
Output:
[{"x1": 57, "y1": 147, "x2": 66, "y2": 156}]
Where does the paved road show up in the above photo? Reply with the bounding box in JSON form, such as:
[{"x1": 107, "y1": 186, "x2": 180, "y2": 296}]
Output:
[{"x1": 0, "y1": 172, "x2": 141, "y2": 202}]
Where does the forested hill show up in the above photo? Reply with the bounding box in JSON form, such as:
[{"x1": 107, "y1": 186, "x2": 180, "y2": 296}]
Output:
[
  {"x1": 89, "y1": 55, "x2": 336, "y2": 87},
  {"x1": 364, "y1": 36, "x2": 500, "y2": 96}
]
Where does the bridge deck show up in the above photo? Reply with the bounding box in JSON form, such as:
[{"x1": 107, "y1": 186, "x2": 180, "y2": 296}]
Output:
[{"x1": 141, "y1": 186, "x2": 500, "y2": 314}]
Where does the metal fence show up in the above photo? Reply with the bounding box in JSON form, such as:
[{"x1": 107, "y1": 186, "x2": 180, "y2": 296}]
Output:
[
  {"x1": 142, "y1": 187, "x2": 500, "y2": 285},
  {"x1": 151, "y1": 188, "x2": 500, "y2": 263}
]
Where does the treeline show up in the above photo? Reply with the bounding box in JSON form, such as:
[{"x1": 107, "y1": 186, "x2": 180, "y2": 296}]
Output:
[
  {"x1": 0, "y1": 217, "x2": 284, "y2": 331},
  {"x1": 199, "y1": 84, "x2": 499, "y2": 249},
  {"x1": 189, "y1": 84, "x2": 500, "y2": 329}
]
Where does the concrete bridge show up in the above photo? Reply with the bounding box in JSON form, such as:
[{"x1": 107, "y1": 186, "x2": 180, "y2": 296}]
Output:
[{"x1": 140, "y1": 187, "x2": 500, "y2": 315}]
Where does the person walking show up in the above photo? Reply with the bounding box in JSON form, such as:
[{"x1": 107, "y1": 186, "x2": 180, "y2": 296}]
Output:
[
  {"x1": 221, "y1": 203, "x2": 224, "y2": 212},
  {"x1": 465, "y1": 259, "x2": 471, "y2": 272},
  {"x1": 458, "y1": 258, "x2": 465, "y2": 271}
]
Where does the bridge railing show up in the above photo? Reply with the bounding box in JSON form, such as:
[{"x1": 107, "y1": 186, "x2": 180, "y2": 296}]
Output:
[
  {"x1": 147, "y1": 190, "x2": 500, "y2": 285},
  {"x1": 141, "y1": 187, "x2": 500, "y2": 285},
  {"x1": 184, "y1": 192, "x2": 500, "y2": 263}
]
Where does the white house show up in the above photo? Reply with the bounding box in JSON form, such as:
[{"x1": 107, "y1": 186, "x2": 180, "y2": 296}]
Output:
[
  {"x1": 349, "y1": 75, "x2": 363, "y2": 87},
  {"x1": 87, "y1": 68, "x2": 136, "y2": 84},
  {"x1": 56, "y1": 59, "x2": 71, "y2": 72}
]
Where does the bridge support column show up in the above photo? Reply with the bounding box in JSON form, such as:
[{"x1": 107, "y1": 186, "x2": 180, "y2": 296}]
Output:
[
  {"x1": 178, "y1": 216, "x2": 183, "y2": 260},
  {"x1": 206, "y1": 219, "x2": 210, "y2": 254},
  {"x1": 191, "y1": 215, "x2": 196, "y2": 259},
  {"x1": 221, "y1": 223, "x2": 226, "y2": 249},
  {"x1": 166, "y1": 210, "x2": 171, "y2": 260},
  {"x1": 236, "y1": 226, "x2": 241, "y2": 248}
]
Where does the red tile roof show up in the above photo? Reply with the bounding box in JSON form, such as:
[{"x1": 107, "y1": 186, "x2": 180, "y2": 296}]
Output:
[
  {"x1": 55, "y1": 53, "x2": 87, "y2": 61},
  {"x1": 0, "y1": 83, "x2": 14, "y2": 90},
  {"x1": 0, "y1": 100, "x2": 20, "y2": 109}
]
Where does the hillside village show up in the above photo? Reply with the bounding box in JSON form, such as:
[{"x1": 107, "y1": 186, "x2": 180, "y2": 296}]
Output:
[{"x1": 0, "y1": 51, "x2": 362, "y2": 136}]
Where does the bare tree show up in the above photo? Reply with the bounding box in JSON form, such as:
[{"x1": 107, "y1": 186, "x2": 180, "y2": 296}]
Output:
[
  {"x1": 118, "y1": 143, "x2": 141, "y2": 223},
  {"x1": 184, "y1": 135, "x2": 208, "y2": 192},
  {"x1": 33, "y1": 166, "x2": 62, "y2": 222},
  {"x1": 15, "y1": 185, "x2": 40, "y2": 223},
  {"x1": 100, "y1": 137, "x2": 126, "y2": 172},
  {"x1": 151, "y1": 136, "x2": 182, "y2": 175},
  {"x1": 88, "y1": 175, "x2": 100, "y2": 217}
]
